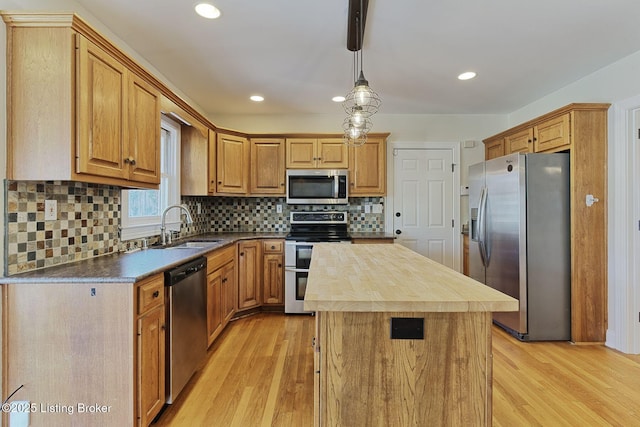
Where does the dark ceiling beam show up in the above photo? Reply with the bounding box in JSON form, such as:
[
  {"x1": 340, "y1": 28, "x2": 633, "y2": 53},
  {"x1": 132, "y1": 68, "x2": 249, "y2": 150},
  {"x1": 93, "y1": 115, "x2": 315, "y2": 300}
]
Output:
[{"x1": 347, "y1": 0, "x2": 368, "y2": 52}]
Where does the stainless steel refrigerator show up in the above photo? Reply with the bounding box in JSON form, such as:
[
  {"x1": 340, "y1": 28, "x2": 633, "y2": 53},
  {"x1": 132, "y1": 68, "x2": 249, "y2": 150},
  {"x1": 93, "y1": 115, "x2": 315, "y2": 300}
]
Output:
[{"x1": 469, "y1": 152, "x2": 571, "y2": 341}]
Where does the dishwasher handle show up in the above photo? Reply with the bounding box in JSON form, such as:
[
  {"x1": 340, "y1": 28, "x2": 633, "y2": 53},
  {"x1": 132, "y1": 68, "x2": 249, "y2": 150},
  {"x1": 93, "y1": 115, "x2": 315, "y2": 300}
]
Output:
[{"x1": 165, "y1": 257, "x2": 207, "y2": 286}]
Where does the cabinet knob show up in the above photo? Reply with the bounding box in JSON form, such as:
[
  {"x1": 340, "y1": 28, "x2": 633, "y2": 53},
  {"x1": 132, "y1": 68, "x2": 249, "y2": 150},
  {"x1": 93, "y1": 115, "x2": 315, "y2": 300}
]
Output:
[
  {"x1": 218, "y1": 181, "x2": 222, "y2": 184},
  {"x1": 395, "y1": 229, "x2": 402, "y2": 235},
  {"x1": 271, "y1": 245, "x2": 275, "y2": 249},
  {"x1": 278, "y1": 264, "x2": 282, "y2": 268},
  {"x1": 280, "y1": 183, "x2": 285, "y2": 186},
  {"x1": 130, "y1": 158, "x2": 136, "y2": 165},
  {"x1": 152, "y1": 290, "x2": 160, "y2": 298},
  {"x1": 240, "y1": 252, "x2": 244, "y2": 256},
  {"x1": 124, "y1": 156, "x2": 136, "y2": 165}
]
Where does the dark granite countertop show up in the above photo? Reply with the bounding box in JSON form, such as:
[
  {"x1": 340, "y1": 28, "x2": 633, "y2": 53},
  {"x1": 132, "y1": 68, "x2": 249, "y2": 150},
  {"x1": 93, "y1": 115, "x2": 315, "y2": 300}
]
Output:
[{"x1": 1, "y1": 232, "x2": 287, "y2": 284}]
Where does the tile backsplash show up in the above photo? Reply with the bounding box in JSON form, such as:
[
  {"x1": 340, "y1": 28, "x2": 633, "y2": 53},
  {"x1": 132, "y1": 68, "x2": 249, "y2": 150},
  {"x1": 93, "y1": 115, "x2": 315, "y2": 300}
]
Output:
[{"x1": 4, "y1": 180, "x2": 385, "y2": 275}]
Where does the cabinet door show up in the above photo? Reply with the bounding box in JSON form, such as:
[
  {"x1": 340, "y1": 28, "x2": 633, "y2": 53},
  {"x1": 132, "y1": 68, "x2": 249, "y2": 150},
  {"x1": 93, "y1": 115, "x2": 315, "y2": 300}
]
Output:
[
  {"x1": 317, "y1": 138, "x2": 349, "y2": 168},
  {"x1": 263, "y1": 253, "x2": 284, "y2": 304},
  {"x1": 534, "y1": 114, "x2": 571, "y2": 152},
  {"x1": 208, "y1": 129, "x2": 217, "y2": 193},
  {"x1": 504, "y1": 128, "x2": 533, "y2": 154},
  {"x1": 484, "y1": 138, "x2": 505, "y2": 160},
  {"x1": 349, "y1": 137, "x2": 386, "y2": 196},
  {"x1": 222, "y1": 261, "x2": 237, "y2": 323},
  {"x1": 286, "y1": 138, "x2": 317, "y2": 168},
  {"x1": 238, "y1": 240, "x2": 261, "y2": 309},
  {"x1": 217, "y1": 133, "x2": 250, "y2": 194},
  {"x1": 137, "y1": 305, "x2": 165, "y2": 427},
  {"x1": 128, "y1": 74, "x2": 161, "y2": 184},
  {"x1": 251, "y1": 138, "x2": 285, "y2": 194},
  {"x1": 77, "y1": 35, "x2": 128, "y2": 179},
  {"x1": 207, "y1": 268, "x2": 224, "y2": 346}
]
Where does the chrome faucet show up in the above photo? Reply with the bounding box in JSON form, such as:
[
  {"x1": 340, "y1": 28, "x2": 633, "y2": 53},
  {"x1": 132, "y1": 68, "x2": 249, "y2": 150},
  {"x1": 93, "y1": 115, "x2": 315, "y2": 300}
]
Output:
[{"x1": 160, "y1": 204, "x2": 194, "y2": 245}]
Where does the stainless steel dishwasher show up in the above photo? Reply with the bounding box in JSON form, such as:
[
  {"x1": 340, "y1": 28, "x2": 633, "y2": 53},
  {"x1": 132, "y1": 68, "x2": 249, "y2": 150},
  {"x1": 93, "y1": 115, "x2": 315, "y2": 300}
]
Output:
[{"x1": 165, "y1": 256, "x2": 207, "y2": 404}]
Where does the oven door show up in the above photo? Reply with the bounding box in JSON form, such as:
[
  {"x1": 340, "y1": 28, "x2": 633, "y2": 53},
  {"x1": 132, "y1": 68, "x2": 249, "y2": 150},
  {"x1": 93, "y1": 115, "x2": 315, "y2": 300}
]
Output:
[
  {"x1": 285, "y1": 241, "x2": 314, "y2": 269},
  {"x1": 285, "y1": 268, "x2": 312, "y2": 314}
]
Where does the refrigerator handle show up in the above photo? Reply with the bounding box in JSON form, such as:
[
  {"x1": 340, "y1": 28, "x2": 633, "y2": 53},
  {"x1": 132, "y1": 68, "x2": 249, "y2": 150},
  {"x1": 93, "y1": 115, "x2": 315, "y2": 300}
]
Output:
[{"x1": 478, "y1": 186, "x2": 488, "y2": 267}]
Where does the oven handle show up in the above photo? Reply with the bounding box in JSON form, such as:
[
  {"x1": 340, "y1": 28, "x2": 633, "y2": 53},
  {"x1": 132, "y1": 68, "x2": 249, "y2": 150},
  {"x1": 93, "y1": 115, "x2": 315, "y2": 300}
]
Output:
[{"x1": 285, "y1": 267, "x2": 309, "y2": 273}]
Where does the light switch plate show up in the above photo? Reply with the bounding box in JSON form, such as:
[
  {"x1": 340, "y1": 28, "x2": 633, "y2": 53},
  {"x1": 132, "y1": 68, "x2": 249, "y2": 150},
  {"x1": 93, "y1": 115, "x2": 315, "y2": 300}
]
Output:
[{"x1": 45, "y1": 200, "x2": 57, "y2": 221}]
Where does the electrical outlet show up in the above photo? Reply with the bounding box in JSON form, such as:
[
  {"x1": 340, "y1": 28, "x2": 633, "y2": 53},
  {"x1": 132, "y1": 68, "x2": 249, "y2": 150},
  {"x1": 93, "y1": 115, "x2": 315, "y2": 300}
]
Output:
[
  {"x1": 276, "y1": 204, "x2": 283, "y2": 213},
  {"x1": 364, "y1": 204, "x2": 371, "y2": 213},
  {"x1": 196, "y1": 202, "x2": 202, "y2": 214},
  {"x1": 44, "y1": 200, "x2": 57, "y2": 221},
  {"x1": 372, "y1": 204, "x2": 383, "y2": 214},
  {"x1": 9, "y1": 401, "x2": 30, "y2": 427}
]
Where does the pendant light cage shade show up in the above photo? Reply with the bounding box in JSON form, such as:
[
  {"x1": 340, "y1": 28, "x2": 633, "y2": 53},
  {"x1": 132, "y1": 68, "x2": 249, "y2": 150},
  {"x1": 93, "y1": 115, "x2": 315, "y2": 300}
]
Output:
[
  {"x1": 342, "y1": 71, "x2": 381, "y2": 117},
  {"x1": 342, "y1": 114, "x2": 371, "y2": 146}
]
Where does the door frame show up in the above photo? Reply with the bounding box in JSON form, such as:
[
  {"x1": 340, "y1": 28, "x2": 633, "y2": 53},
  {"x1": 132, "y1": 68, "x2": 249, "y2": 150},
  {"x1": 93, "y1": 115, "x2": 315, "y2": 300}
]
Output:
[
  {"x1": 386, "y1": 142, "x2": 461, "y2": 272},
  {"x1": 609, "y1": 98, "x2": 640, "y2": 354}
]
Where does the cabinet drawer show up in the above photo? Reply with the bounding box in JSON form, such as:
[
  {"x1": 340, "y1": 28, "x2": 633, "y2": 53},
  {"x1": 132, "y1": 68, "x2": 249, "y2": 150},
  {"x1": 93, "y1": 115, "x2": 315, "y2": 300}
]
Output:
[
  {"x1": 137, "y1": 274, "x2": 164, "y2": 315},
  {"x1": 207, "y1": 245, "x2": 236, "y2": 274},
  {"x1": 263, "y1": 240, "x2": 284, "y2": 253}
]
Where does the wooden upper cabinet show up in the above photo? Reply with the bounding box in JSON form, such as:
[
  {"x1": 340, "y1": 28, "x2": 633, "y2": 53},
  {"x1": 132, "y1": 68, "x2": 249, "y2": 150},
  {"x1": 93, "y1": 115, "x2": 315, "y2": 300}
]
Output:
[
  {"x1": 250, "y1": 138, "x2": 285, "y2": 195},
  {"x1": 504, "y1": 128, "x2": 533, "y2": 154},
  {"x1": 166, "y1": 94, "x2": 214, "y2": 196},
  {"x1": 76, "y1": 35, "x2": 128, "y2": 180},
  {"x1": 217, "y1": 133, "x2": 250, "y2": 194},
  {"x1": 127, "y1": 74, "x2": 161, "y2": 184},
  {"x1": 3, "y1": 14, "x2": 161, "y2": 188},
  {"x1": 348, "y1": 136, "x2": 387, "y2": 196},
  {"x1": 534, "y1": 113, "x2": 570, "y2": 152},
  {"x1": 484, "y1": 137, "x2": 505, "y2": 160},
  {"x1": 317, "y1": 138, "x2": 349, "y2": 168},
  {"x1": 286, "y1": 138, "x2": 348, "y2": 169}
]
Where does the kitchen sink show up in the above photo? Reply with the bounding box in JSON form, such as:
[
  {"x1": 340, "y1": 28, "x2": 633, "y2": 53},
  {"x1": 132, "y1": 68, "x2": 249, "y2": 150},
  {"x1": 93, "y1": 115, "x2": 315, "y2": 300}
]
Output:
[{"x1": 151, "y1": 240, "x2": 222, "y2": 250}]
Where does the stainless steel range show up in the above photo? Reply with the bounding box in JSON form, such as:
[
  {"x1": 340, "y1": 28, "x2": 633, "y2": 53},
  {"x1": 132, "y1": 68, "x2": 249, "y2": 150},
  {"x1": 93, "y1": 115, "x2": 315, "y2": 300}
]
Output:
[{"x1": 284, "y1": 211, "x2": 351, "y2": 314}]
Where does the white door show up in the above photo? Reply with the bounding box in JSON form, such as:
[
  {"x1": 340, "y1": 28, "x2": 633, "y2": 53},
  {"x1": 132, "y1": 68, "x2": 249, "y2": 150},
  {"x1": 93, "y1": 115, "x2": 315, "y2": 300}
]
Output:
[{"x1": 393, "y1": 149, "x2": 456, "y2": 268}]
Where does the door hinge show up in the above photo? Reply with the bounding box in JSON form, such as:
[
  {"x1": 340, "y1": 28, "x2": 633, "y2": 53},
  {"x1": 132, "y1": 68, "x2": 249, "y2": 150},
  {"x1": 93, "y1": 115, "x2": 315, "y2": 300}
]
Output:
[
  {"x1": 451, "y1": 163, "x2": 455, "y2": 172},
  {"x1": 452, "y1": 219, "x2": 455, "y2": 228},
  {"x1": 637, "y1": 128, "x2": 640, "y2": 140}
]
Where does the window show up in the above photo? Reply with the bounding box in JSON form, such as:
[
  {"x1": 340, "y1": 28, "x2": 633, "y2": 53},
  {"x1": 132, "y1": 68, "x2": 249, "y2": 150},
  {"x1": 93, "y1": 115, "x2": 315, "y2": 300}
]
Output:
[{"x1": 120, "y1": 116, "x2": 181, "y2": 241}]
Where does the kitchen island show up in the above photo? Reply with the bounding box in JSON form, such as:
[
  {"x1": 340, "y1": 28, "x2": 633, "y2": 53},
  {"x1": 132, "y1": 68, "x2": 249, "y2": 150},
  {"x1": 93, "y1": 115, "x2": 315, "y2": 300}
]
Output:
[{"x1": 304, "y1": 244, "x2": 518, "y2": 427}]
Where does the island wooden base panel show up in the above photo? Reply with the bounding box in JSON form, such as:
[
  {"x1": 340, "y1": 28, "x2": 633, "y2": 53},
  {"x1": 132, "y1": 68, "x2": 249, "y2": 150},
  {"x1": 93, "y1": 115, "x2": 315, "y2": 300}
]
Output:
[
  {"x1": 153, "y1": 313, "x2": 640, "y2": 427},
  {"x1": 316, "y1": 311, "x2": 491, "y2": 427}
]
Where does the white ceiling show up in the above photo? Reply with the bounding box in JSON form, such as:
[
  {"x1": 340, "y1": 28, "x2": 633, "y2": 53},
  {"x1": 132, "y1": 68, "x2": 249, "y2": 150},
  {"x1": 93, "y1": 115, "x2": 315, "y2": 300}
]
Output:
[{"x1": 72, "y1": 0, "x2": 640, "y2": 116}]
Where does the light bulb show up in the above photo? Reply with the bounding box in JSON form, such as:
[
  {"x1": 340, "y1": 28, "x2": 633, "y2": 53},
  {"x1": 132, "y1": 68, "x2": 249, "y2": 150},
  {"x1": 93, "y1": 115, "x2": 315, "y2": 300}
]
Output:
[
  {"x1": 349, "y1": 125, "x2": 362, "y2": 139},
  {"x1": 351, "y1": 110, "x2": 364, "y2": 128},
  {"x1": 354, "y1": 85, "x2": 371, "y2": 106}
]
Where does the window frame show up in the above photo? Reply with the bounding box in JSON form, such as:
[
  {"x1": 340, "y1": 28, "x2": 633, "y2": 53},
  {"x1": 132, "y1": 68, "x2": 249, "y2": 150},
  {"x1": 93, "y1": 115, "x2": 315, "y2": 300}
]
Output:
[{"x1": 120, "y1": 115, "x2": 181, "y2": 241}]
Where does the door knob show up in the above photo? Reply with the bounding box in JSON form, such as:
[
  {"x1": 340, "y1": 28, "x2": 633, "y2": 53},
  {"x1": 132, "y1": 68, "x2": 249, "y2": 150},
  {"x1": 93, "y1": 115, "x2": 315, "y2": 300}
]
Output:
[
  {"x1": 395, "y1": 230, "x2": 402, "y2": 235},
  {"x1": 395, "y1": 212, "x2": 401, "y2": 217}
]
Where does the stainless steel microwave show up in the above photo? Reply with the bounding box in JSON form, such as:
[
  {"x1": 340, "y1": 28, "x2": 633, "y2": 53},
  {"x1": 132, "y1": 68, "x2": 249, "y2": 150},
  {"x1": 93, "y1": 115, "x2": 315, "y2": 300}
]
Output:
[{"x1": 286, "y1": 169, "x2": 348, "y2": 204}]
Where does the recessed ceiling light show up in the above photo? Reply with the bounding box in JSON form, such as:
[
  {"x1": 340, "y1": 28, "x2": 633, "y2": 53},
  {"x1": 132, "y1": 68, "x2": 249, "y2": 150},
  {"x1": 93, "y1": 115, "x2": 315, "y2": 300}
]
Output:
[
  {"x1": 195, "y1": 3, "x2": 221, "y2": 19},
  {"x1": 332, "y1": 96, "x2": 346, "y2": 103},
  {"x1": 250, "y1": 95, "x2": 264, "y2": 102},
  {"x1": 458, "y1": 71, "x2": 477, "y2": 81}
]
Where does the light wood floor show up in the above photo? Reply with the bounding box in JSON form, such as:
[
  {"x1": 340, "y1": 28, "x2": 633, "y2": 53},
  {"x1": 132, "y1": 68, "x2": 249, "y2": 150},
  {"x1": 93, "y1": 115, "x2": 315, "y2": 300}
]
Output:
[{"x1": 153, "y1": 313, "x2": 640, "y2": 426}]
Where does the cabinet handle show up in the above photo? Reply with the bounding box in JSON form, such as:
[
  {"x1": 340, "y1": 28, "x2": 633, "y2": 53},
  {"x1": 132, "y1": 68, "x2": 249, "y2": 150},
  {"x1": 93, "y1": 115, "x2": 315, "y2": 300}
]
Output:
[{"x1": 152, "y1": 290, "x2": 159, "y2": 298}]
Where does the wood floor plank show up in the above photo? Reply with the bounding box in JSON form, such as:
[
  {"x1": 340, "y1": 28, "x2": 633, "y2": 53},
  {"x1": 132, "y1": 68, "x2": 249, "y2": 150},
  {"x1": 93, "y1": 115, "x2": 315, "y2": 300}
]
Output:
[{"x1": 154, "y1": 313, "x2": 640, "y2": 427}]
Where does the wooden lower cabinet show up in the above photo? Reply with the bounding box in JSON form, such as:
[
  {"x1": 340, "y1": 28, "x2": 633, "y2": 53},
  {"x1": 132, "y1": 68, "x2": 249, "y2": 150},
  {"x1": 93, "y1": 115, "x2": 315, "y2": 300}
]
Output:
[
  {"x1": 238, "y1": 240, "x2": 262, "y2": 310},
  {"x1": 137, "y1": 304, "x2": 165, "y2": 426},
  {"x1": 206, "y1": 245, "x2": 236, "y2": 346},
  {"x1": 262, "y1": 240, "x2": 284, "y2": 305},
  {"x1": 1, "y1": 274, "x2": 166, "y2": 426}
]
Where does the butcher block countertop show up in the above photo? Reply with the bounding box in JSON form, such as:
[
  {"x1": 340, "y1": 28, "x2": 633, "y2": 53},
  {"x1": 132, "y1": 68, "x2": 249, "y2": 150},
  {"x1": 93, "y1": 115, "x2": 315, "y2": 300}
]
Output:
[{"x1": 304, "y1": 243, "x2": 518, "y2": 313}]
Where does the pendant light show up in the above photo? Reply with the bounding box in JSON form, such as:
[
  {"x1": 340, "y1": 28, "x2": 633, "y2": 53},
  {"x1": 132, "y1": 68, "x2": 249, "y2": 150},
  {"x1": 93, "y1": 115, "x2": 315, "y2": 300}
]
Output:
[{"x1": 342, "y1": 0, "x2": 381, "y2": 146}]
